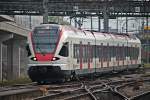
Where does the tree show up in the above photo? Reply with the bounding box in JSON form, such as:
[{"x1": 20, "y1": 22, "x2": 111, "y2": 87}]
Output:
[{"x1": 48, "y1": 16, "x2": 70, "y2": 25}]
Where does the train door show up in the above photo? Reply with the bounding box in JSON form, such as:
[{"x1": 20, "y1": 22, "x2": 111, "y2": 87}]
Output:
[
  {"x1": 68, "y1": 41, "x2": 73, "y2": 71},
  {"x1": 88, "y1": 42, "x2": 91, "y2": 71},
  {"x1": 72, "y1": 43, "x2": 80, "y2": 73}
]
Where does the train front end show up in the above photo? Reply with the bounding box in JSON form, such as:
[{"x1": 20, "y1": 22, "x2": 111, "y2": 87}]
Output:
[{"x1": 27, "y1": 24, "x2": 66, "y2": 83}]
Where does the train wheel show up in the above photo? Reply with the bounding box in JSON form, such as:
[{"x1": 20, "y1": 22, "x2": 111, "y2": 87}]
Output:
[
  {"x1": 57, "y1": 78, "x2": 65, "y2": 83},
  {"x1": 61, "y1": 78, "x2": 66, "y2": 82},
  {"x1": 66, "y1": 78, "x2": 71, "y2": 82},
  {"x1": 37, "y1": 81, "x2": 45, "y2": 85},
  {"x1": 65, "y1": 76, "x2": 71, "y2": 82},
  {"x1": 70, "y1": 71, "x2": 77, "y2": 81}
]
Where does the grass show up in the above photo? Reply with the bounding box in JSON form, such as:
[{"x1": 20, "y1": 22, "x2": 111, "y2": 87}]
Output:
[
  {"x1": 0, "y1": 77, "x2": 32, "y2": 86},
  {"x1": 144, "y1": 63, "x2": 150, "y2": 68}
]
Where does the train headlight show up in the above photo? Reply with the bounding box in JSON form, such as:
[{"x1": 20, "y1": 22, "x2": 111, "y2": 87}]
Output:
[
  {"x1": 31, "y1": 57, "x2": 37, "y2": 61},
  {"x1": 33, "y1": 57, "x2": 37, "y2": 61},
  {"x1": 52, "y1": 57, "x2": 56, "y2": 61},
  {"x1": 52, "y1": 57, "x2": 60, "y2": 61}
]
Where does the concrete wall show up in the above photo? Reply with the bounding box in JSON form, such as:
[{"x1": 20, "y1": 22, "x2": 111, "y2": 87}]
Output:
[
  {"x1": 0, "y1": 18, "x2": 29, "y2": 80},
  {"x1": 0, "y1": 35, "x2": 28, "y2": 80}
]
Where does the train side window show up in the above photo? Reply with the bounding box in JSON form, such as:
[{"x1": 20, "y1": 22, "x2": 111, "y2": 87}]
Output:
[
  {"x1": 120, "y1": 46, "x2": 122, "y2": 60},
  {"x1": 116, "y1": 46, "x2": 119, "y2": 60},
  {"x1": 103, "y1": 46, "x2": 106, "y2": 61},
  {"x1": 136, "y1": 47, "x2": 140, "y2": 59},
  {"x1": 129, "y1": 47, "x2": 131, "y2": 59},
  {"x1": 76, "y1": 44, "x2": 80, "y2": 63},
  {"x1": 73, "y1": 44, "x2": 75, "y2": 58},
  {"x1": 83, "y1": 45, "x2": 85, "y2": 63},
  {"x1": 59, "y1": 42, "x2": 69, "y2": 57},
  {"x1": 132, "y1": 47, "x2": 134, "y2": 60},
  {"x1": 92, "y1": 45, "x2": 95, "y2": 59},
  {"x1": 109, "y1": 46, "x2": 112, "y2": 58},
  {"x1": 85, "y1": 45, "x2": 88, "y2": 63},
  {"x1": 99, "y1": 46, "x2": 102, "y2": 60},
  {"x1": 128, "y1": 47, "x2": 130, "y2": 57},
  {"x1": 131, "y1": 47, "x2": 133, "y2": 58},
  {"x1": 122, "y1": 45, "x2": 125, "y2": 60},
  {"x1": 90, "y1": 45, "x2": 93, "y2": 62},
  {"x1": 112, "y1": 46, "x2": 115, "y2": 57},
  {"x1": 95, "y1": 45, "x2": 98, "y2": 58},
  {"x1": 135, "y1": 47, "x2": 137, "y2": 59},
  {"x1": 125, "y1": 46, "x2": 128, "y2": 57},
  {"x1": 73, "y1": 44, "x2": 77, "y2": 58},
  {"x1": 124, "y1": 46, "x2": 126, "y2": 57},
  {"x1": 107, "y1": 44, "x2": 110, "y2": 61},
  {"x1": 97, "y1": 45, "x2": 100, "y2": 59},
  {"x1": 133, "y1": 47, "x2": 139, "y2": 60},
  {"x1": 101, "y1": 44, "x2": 103, "y2": 61},
  {"x1": 87, "y1": 42, "x2": 91, "y2": 62},
  {"x1": 113, "y1": 46, "x2": 116, "y2": 57}
]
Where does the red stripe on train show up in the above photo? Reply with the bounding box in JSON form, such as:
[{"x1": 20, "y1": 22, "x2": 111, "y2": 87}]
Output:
[{"x1": 35, "y1": 53, "x2": 54, "y2": 61}]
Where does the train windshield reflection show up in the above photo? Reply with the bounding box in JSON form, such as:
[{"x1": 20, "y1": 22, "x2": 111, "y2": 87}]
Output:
[{"x1": 32, "y1": 27, "x2": 59, "y2": 53}]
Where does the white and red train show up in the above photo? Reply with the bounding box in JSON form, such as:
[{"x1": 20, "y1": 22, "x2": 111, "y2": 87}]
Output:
[{"x1": 27, "y1": 24, "x2": 141, "y2": 83}]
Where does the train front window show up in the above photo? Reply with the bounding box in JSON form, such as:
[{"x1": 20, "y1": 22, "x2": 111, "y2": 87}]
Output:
[{"x1": 32, "y1": 26, "x2": 59, "y2": 53}]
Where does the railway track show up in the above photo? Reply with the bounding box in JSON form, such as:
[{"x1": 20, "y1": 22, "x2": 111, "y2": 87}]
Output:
[
  {"x1": 0, "y1": 82, "x2": 36, "y2": 91},
  {"x1": 0, "y1": 82, "x2": 42, "y2": 100},
  {"x1": 34, "y1": 81, "x2": 107, "y2": 100},
  {"x1": 0, "y1": 69, "x2": 150, "y2": 100},
  {"x1": 33, "y1": 73, "x2": 150, "y2": 100},
  {"x1": 114, "y1": 79, "x2": 150, "y2": 100}
]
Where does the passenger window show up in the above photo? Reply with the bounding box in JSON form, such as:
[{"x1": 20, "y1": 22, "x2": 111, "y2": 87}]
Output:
[{"x1": 59, "y1": 42, "x2": 69, "y2": 57}]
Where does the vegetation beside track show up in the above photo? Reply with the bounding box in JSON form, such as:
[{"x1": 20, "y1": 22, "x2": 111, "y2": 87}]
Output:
[
  {"x1": 144, "y1": 63, "x2": 150, "y2": 68},
  {"x1": 0, "y1": 77, "x2": 32, "y2": 86}
]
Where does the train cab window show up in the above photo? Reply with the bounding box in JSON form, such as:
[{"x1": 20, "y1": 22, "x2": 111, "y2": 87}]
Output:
[
  {"x1": 26, "y1": 43, "x2": 31, "y2": 57},
  {"x1": 125, "y1": 46, "x2": 128, "y2": 57},
  {"x1": 59, "y1": 42, "x2": 69, "y2": 57}
]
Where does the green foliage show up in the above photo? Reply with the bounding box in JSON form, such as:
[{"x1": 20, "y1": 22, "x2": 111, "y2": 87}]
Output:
[
  {"x1": 144, "y1": 63, "x2": 150, "y2": 68},
  {"x1": 0, "y1": 77, "x2": 32, "y2": 86}
]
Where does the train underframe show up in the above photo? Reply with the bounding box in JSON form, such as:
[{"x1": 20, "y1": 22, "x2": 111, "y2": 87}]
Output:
[
  {"x1": 28, "y1": 66, "x2": 72, "y2": 84},
  {"x1": 28, "y1": 64, "x2": 140, "y2": 84}
]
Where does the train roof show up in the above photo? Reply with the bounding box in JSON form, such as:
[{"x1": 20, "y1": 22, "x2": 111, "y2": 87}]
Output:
[
  {"x1": 61, "y1": 25, "x2": 141, "y2": 44},
  {"x1": 33, "y1": 24, "x2": 141, "y2": 44},
  {"x1": 34, "y1": 24, "x2": 60, "y2": 29}
]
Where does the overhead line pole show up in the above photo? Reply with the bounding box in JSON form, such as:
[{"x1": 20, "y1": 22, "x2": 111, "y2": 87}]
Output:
[
  {"x1": 103, "y1": 0, "x2": 109, "y2": 32},
  {"x1": 98, "y1": 16, "x2": 101, "y2": 32},
  {"x1": 126, "y1": 17, "x2": 128, "y2": 34},
  {"x1": 43, "y1": 0, "x2": 49, "y2": 24}
]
